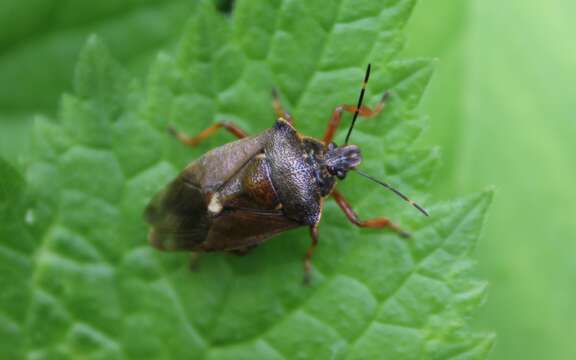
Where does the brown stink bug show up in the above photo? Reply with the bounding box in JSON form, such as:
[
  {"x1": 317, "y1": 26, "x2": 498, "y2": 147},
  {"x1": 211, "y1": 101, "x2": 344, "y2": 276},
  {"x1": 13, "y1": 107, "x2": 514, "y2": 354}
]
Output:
[{"x1": 144, "y1": 64, "x2": 428, "y2": 283}]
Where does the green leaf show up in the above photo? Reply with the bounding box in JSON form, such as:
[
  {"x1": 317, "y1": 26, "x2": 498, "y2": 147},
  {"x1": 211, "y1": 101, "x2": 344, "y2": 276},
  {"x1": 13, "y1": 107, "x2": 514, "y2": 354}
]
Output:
[
  {"x1": 2, "y1": 1, "x2": 494, "y2": 358},
  {"x1": 0, "y1": 159, "x2": 35, "y2": 359},
  {"x1": 0, "y1": 0, "x2": 198, "y2": 159}
]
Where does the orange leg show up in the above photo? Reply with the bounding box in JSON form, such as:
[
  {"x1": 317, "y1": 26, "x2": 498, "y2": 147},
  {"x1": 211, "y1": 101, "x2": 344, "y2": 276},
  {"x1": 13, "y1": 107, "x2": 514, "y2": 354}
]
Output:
[
  {"x1": 272, "y1": 88, "x2": 294, "y2": 124},
  {"x1": 303, "y1": 225, "x2": 319, "y2": 285},
  {"x1": 168, "y1": 121, "x2": 248, "y2": 148},
  {"x1": 322, "y1": 92, "x2": 390, "y2": 144},
  {"x1": 331, "y1": 189, "x2": 410, "y2": 238}
]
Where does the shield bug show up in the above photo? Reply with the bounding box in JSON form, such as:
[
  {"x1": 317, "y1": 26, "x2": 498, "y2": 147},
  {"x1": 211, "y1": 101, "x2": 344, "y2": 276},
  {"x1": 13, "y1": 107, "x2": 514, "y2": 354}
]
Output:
[{"x1": 144, "y1": 64, "x2": 428, "y2": 283}]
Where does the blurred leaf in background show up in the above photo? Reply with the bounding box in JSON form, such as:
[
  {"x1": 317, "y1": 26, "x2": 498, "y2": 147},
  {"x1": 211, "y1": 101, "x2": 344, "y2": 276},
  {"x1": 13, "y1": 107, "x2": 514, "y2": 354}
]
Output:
[
  {"x1": 0, "y1": 0, "x2": 495, "y2": 358},
  {"x1": 0, "y1": 0, "x2": 197, "y2": 159},
  {"x1": 404, "y1": 0, "x2": 576, "y2": 359}
]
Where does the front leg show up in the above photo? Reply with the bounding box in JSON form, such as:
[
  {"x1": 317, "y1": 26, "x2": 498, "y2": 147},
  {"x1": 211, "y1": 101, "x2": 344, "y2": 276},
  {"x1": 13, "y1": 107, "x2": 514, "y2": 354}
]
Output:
[
  {"x1": 331, "y1": 190, "x2": 410, "y2": 238},
  {"x1": 322, "y1": 92, "x2": 390, "y2": 144}
]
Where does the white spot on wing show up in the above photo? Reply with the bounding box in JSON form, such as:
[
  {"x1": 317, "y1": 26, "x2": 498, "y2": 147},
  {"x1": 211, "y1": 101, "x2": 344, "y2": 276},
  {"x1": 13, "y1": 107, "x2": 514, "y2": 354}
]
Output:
[{"x1": 208, "y1": 193, "x2": 223, "y2": 215}]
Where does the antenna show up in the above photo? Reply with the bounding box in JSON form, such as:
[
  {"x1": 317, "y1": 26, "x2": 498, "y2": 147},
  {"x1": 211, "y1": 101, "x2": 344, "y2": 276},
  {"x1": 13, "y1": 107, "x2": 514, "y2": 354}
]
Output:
[
  {"x1": 344, "y1": 64, "x2": 371, "y2": 145},
  {"x1": 355, "y1": 169, "x2": 429, "y2": 217}
]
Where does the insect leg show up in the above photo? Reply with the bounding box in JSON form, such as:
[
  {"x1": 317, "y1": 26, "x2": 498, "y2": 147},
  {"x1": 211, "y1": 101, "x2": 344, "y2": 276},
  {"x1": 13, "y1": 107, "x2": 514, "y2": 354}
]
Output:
[
  {"x1": 331, "y1": 189, "x2": 410, "y2": 238},
  {"x1": 229, "y1": 244, "x2": 259, "y2": 256},
  {"x1": 189, "y1": 252, "x2": 201, "y2": 271},
  {"x1": 272, "y1": 88, "x2": 294, "y2": 124},
  {"x1": 322, "y1": 92, "x2": 390, "y2": 144},
  {"x1": 168, "y1": 121, "x2": 248, "y2": 147},
  {"x1": 303, "y1": 225, "x2": 319, "y2": 285}
]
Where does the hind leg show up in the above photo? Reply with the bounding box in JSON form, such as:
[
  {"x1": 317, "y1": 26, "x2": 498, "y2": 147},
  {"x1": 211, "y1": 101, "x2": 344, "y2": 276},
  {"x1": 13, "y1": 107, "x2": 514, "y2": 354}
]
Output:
[
  {"x1": 229, "y1": 244, "x2": 259, "y2": 256},
  {"x1": 189, "y1": 252, "x2": 201, "y2": 271},
  {"x1": 168, "y1": 121, "x2": 248, "y2": 148}
]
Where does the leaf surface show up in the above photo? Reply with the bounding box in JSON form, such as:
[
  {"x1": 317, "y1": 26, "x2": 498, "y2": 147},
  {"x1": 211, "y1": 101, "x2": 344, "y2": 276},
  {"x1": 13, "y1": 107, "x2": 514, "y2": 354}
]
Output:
[
  {"x1": 0, "y1": 1, "x2": 493, "y2": 358},
  {"x1": 0, "y1": 0, "x2": 197, "y2": 158}
]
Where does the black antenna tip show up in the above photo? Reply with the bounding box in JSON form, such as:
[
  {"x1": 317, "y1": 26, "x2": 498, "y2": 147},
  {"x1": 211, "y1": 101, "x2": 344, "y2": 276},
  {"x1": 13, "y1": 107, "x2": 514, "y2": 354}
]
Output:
[
  {"x1": 365, "y1": 63, "x2": 372, "y2": 81},
  {"x1": 344, "y1": 64, "x2": 372, "y2": 145},
  {"x1": 412, "y1": 201, "x2": 430, "y2": 217},
  {"x1": 355, "y1": 169, "x2": 429, "y2": 217}
]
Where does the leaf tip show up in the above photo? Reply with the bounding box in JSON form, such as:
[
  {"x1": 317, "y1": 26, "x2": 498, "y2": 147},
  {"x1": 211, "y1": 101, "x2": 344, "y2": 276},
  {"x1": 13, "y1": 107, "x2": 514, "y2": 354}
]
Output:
[
  {"x1": 73, "y1": 35, "x2": 128, "y2": 104},
  {"x1": 481, "y1": 186, "x2": 496, "y2": 204}
]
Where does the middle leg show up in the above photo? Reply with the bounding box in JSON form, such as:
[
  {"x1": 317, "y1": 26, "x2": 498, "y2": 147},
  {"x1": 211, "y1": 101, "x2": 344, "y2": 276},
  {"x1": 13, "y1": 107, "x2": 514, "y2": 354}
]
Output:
[
  {"x1": 272, "y1": 88, "x2": 294, "y2": 124},
  {"x1": 303, "y1": 225, "x2": 319, "y2": 285}
]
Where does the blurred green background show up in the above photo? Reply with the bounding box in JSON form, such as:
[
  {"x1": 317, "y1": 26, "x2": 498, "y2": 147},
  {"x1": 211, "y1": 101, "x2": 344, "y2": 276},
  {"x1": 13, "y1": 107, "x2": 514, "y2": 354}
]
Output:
[
  {"x1": 403, "y1": 0, "x2": 576, "y2": 359},
  {"x1": 0, "y1": 0, "x2": 574, "y2": 359}
]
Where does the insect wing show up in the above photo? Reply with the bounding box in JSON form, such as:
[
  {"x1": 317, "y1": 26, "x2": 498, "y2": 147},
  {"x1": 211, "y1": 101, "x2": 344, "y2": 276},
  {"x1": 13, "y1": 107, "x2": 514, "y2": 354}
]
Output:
[
  {"x1": 145, "y1": 176, "x2": 209, "y2": 251},
  {"x1": 144, "y1": 131, "x2": 273, "y2": 250},
  {"x1": 201, "y1": 208, "x2": 300, "y2": 251},
  {"x1": 184, "y1": 130, "x2": 272, "y2": 192}
]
